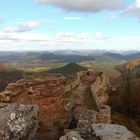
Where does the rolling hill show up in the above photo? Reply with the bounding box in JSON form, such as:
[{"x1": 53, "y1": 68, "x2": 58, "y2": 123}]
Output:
[
  {"x1": 39, "y1": 53, "x2": 95, "y2": 62},
  {"x1": 103, "y1": 52, "x2": 140, "y2": 61},
  {"x1": 0, "y1": 64, "x2": 23, "y2": 91},
  {"x1": 125, "y1": 58, "x2": 140, "y2": 77},
  {"x1": 47, "y1": 63, "x2": 87, "y2": 75}
]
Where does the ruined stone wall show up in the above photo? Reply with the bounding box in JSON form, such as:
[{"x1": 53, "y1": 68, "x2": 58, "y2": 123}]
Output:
[
  {"x1": 90, "y1": 74, "x2": 111, "y2": 124},
  {"x1": 65, "y1": 72, "x2": 84, "y2": 93},
  {"x1": 65, "y1": 71, "x2": 97, "y2": 93},
  {"x1": 60, "y1": 123, "x2": 140, "y2": 140},
  {"x1": 96, "y1": 105, "x2": 111, "y2": 124},
  {"x1": 59, "y1": 72, "x2": 140, "y2": 140},
  {"x1": 65, "y1": 78, "x2": 80, "y2": 92},
  {"x1": 0, "y1": 75, "x2": 68, "y2": 139},
  {"x1": 90, "y1": 74, "x2": 110, "y2": 106},
  {"x1": 77, "y1": 105, "x2": 111, "y2": 134}
]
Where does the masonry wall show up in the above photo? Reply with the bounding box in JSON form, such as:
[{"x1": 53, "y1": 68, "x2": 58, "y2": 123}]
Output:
[
  {"x1": 90, "y1": 74, "x2": 110, "y2": 107},
  {"x1": 90, "y1": 74, "x2": 111, "y2": 124},
  {"x1": 0, "y1": 75, "x2": 68, "y2": 139},
  {"x1": 64, "y1": 72, "x2": 84, "y2": 93}
]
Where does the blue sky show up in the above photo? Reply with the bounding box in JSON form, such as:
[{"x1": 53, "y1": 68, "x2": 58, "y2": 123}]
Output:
[{"x1": 0, "y1": 0, "x2": 140, "y2": 51}]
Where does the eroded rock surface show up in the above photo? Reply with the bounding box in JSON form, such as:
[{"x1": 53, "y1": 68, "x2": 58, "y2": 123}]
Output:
[
  {"x1": 60, "y1": 72, "x2": 140, "y2": 140},
  {"x1": 77, "y1": 106, "x2": 111, "y2": 134},
  {"x1": 0, "y1": 71, "x2": 139, "y2": 140},
  {"x1": 59, "y1": 131, "x2": 84, "y2": 140},
  {"x1": 0, "y1": 103, "x2": 38, "y2": 140},
  {"x1": 90, "y1": 74, "x2": 111, "y2": 107},
  {"x1": 0, "y1": 75, "x2": 68, "y2": 139},
  {"x1": 60, "y1": 123, "x2": 140, "y2": 140},
  {"x1": 92, "y1": 124, "x2": 140, "y2": 140}
]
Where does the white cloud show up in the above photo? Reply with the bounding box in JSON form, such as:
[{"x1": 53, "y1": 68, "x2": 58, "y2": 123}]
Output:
[
  {"x1": 0, "y1": 30, "x2": 140, "y2": 51},
  {"x1": 0, "y1": 31, "x2": 95, "y2": 50},
  {"x1": 35, "y1": 0, "x2": 126, "y2": 12},
  {"x1": 3, "y1": 21, "x2": 41, "y2": 33},
  {"x1": 95, "y1": 32, "x2": 112, "y2": 40},
  {"x1": 122, "y1": 0, "x2": 140, "y2": 20}
]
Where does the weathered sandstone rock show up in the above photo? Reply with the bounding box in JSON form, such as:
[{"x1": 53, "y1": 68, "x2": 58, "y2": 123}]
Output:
[
  {"x1": 92, "y1": 123, "x2": 140, "y2": 140},
  {"x1": 60, "y1": 123, "x2": 140, "y2": 140},
  {"x1": 0, "y1": 75, "x2": 68, "y2": 139},
  {"x1": 90, "y1": 74, "x2": 110, "y2": 107},
  {"x1": 0, "y1": 103, "x2": 39, "y2": 140},
  {"x1": 59, "y1": 131, "x2": 84, "y2": 140},
  {"x1": 77, "y1": 106, "x2": 111, "y2": 134}
]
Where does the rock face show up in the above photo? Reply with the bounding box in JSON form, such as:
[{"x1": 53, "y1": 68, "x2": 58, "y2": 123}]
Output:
[
  {"x1": 60, "y1": 123, "x2": 140, "y2": 140},
  {"x1": 0, "y1": 71, "x2": 139, "y2": 140},
  {"x1": 0, "y1": 75, "x2": 68, "y2": 139},
  {"x1": 92, "y1": 124, "x2": 140, "y2": 140},
  {"x1": 91, "y1": 74, "x2": 110, "y2": 107},
  {"x1": 90, "y1": 74, "x2": 111, "y2": 124},
  {"x1": 77, "y1": 106, "x2": 111, "y2": 134},
  {"x1": 59, "y1": 131, "x2": 84, "y2": 140},
  {"x1": 0, "y1": 103, "x2": 38, "y2": 140},
  {"x1": 60, "y1": 72, "x2": 140, "y2": 140}
]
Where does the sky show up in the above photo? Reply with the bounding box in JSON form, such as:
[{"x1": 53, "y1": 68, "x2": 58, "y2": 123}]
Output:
[{"x1": 0, "y1": 0, "x2": 140, "y2": 51}]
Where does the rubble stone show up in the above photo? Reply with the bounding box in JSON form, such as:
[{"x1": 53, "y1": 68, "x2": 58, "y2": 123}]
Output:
[{"x1": 0, "y1": 103, "x2": 39, "y2": 140}]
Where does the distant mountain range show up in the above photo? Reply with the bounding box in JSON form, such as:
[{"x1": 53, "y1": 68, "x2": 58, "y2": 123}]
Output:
[
  {"x1": 103, "y1": 52, "x2": 140, "y2": 61},
  {"x1": 39, "y1": 53, "x2": 94, "y2": 62},
  {"x1": 0, "y1": 51, "x2": 140, "y2": 64}
]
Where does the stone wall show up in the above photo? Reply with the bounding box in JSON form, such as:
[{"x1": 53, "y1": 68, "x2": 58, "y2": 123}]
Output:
[
  {"x1": 60, "y1": 123, "x2": 140, "y2": 140},
  {"x1": 90, "y1": 74, "x2": 111, "y2": 124},
  {"x1": 90, "y1": 74, "x2": 110, "y2": 107},
  {"x1": 76, "y1": 105, "x2": 111, "y2": 134},
  {"x1": 64, "y1": 72, "x2": 84, "y2": 93},
  {"x1": 96, "y1": 105, "x2": 111, "y2": 124},
  {"x1": 64, "y1": 71, "x2": 100, "y2": 93},
  {"x1": 64, "y1": 71, "x2": 112, "y2": 134},
  {"x1": 59, "y1": 72, "x2": 140, "y2": 140},
  {"x1": 0, "y1": 74, "x2": 68, "y2": 139}
]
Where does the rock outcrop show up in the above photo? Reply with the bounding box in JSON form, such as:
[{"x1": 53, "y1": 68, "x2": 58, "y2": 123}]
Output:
[
  {"x1": 90, "y1": 74, "x2": 110, "y2": 107},
  {"x1": 77, "y1": 105, "x2": 111, "y2": 134},
  {"x1": 0, "y1": 103, "x2": 38, "y2": 140},
  {"x1": 92, "y1": 123, "x2": 140, "y2": 140},
  {"x1": 60, "y1": 123, "x2": 140, "y2": 140},
  {"x1": 59, "y1": 131, "x2": 84, "y2": 140},
  {"x1": 60, "y1": 72, "x2": 140, "y2": 140},
  {"x1": 0, "y1": 71, "x2": 139, "y2": 140},
  {"x1": 0, "y1": 75, "x2": 68, "y2": 139}
]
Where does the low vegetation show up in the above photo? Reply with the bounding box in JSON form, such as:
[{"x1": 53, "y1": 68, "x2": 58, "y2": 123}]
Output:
[
  {"x1": 62, "y1": 91, "x2": 73, "y2": 99},
  {"x1": 84, "y1": 88, "x2": 97, "y2": 111},
  {"x1": 47, "y1": 63, "x2": 87, "y2": 76},
  {"x1": 0, "y1": 64, "x2": 23, "y2": 91},
  {"x1": 108, "y1": 61, "x2": 140, "y2": 135}
]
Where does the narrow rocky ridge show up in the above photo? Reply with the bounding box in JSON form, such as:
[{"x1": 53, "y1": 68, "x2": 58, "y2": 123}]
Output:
[
  {"x1": 0, "y1": 71, "x2": 139, "y2": 140},
  {"x1": 60, "y1": 71, "x2": 140, "y2": 140}
]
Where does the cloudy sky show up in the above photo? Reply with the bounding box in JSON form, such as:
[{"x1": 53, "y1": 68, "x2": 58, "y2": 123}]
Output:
[{"x1": 0, "y1": 0, "x2": 140, "y2": 51}]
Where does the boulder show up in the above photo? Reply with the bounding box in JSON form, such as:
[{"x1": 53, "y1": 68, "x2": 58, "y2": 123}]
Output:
[
  {"x1": 0, "y1": 103, "x2": 39, "y2": 140},
  {"x1": 59, "y1": 131, "x2": 84, "y2": 140},
  {"x1": 92, "y1": 123, "x2": 140, "y2": 140},
  {"x1": 0, "y1": 76, "x2": 68, "y2": 139}
]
